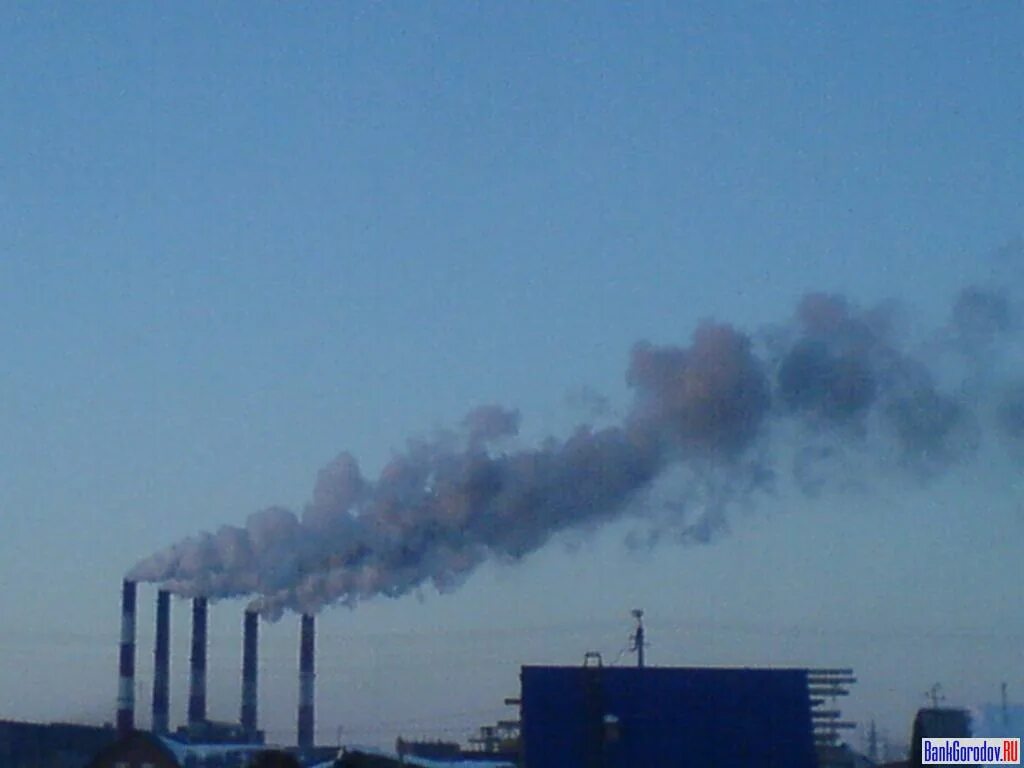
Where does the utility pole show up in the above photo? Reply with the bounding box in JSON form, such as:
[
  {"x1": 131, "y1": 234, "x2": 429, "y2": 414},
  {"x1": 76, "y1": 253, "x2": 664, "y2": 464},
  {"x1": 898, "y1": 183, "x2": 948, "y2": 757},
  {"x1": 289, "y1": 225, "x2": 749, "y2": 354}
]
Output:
[
  {"x1": 1002, "y1": 682, "x2": 1009, "y2": 729},
  {"x1": 868, "y1": 720, "x2": 878, "y2": 763},
  {"x1": 630, "y1": 609, "x2": 645, "y2": 668}
]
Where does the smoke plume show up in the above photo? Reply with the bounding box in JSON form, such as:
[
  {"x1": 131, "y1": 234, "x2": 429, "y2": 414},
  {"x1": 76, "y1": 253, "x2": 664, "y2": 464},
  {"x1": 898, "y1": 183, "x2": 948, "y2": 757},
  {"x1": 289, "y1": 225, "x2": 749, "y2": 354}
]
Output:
[{"x1": 129, "y1": 245, "x2": 1023, "y2": 619}]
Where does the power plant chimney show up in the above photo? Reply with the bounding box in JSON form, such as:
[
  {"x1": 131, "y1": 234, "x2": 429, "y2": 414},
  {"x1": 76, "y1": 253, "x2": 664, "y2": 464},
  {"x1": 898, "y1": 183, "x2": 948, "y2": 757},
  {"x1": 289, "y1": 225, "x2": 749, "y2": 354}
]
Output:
[
  {"x1": 241, "y1": 610, "x2": 259, "y2": 740},
  {"x1": 297, "y1": 614, "x2": 315, "y2": 751},
  {"x1": 188, "y1": 597, "x2": 209, "y2": 732},
  {"x1": 117, "y1": 579, "x2": 137, "y2": 735},
  {"x1": 151, "y1": 590, "x2": 171, "y2": 734}
]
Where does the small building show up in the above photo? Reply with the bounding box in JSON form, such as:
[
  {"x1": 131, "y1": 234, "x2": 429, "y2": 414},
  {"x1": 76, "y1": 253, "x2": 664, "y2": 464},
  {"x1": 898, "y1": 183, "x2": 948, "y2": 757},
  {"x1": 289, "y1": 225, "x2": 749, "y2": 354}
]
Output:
[
  {"x1": 520, "y1": 665, "x2": 818, "y2": 768},
  {"x1": 336, "y1": 748, "x2": 513, "y2": 768},
  {"x1": 0, "y1": 719, "x2": 117, "y2": 768},
  {"x1": 85, "y1": 731, "x2": 274, "y2": 768},
  {"x1": 395, "y1": 739, "x2": 462, "y2": 761},
  {"x1": 86, "y1": 731, "x2": 181, "y2": 768},
  {"x1": 173, "y1": 721, "x2": 263, "y2": 746}
]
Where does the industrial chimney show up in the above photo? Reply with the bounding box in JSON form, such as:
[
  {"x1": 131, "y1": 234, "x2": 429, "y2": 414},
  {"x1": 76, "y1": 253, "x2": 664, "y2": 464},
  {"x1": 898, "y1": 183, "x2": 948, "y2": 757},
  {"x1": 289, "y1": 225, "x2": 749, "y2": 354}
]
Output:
[
  {"x1": 116, "y1": 579, "x2": 137, "y2": 735},
  {"x1": 297, "y1": 614, "x2": 315, "y2": 751},
  {"x1": 241, "y1": 610, "x2": 259, "y2": 740},
  {"x1": 151, "y1": 590, "x2": 171, "y2": 734},
  {"x1": 188, "y1": 597, "x2": 209, "y2": 732}
]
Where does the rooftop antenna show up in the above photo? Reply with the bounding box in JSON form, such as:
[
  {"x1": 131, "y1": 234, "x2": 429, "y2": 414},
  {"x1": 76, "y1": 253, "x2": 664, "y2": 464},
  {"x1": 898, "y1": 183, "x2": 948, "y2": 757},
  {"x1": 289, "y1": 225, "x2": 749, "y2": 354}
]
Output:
[
  {"x1": 926, "y1": 683, "x2": 945, "y2": 709},
  {"x1": 630, "y1": 609, "x2": 645, "y2": 669}
]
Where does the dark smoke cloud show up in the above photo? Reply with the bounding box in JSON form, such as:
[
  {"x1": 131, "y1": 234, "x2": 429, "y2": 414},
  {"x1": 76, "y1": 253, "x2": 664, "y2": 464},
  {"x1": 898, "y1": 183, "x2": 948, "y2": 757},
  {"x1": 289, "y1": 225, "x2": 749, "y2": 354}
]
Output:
[
  {"x1": 777, "y1": 341, "x2": 876, "y2": 422},
  {"x1": 565, "y1": 386, "x2": 613, "y2": 419},
  {"x1": 795, "y1": 292, "x2": 895, "y2": 350},
  {"x1": 462, "y1": 405, "x2": 521, "y2": 448},
  {"x1": 952, "y1": 286, "x2": 1013, "y2": 341},
  {"x1": 627, "y1": 323, "x2": 770, "y2": 458},
  {"x1": 885, "y1": 386, "x2": 978, "y2": 472},
  {"x1": 771, "y1": 292, "x2": 902, "y2": 429},
  {"x1": 303, "y1": 453, "x2": 365, "y2": 531},
  {"x1": 129, "y1": 259, "x2": 1024, "y2": 618},
  {"x1": 997, "y1": 384, "x2": 1024, "y2": 443}
]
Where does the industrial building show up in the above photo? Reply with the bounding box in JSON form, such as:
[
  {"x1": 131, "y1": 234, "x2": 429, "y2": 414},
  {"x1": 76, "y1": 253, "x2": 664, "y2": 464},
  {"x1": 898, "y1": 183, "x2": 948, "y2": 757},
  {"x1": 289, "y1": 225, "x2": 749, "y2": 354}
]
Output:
[
  {"x1": 84, "y1": 731, "x2": 277, "y2": 768},
  {"x1": 86, "y1": 732, "x2": 184, "y2": 768},
  {"x1": 907, "y1": 707, "x2": 972, "y2": 768},
  {"x1": 519, "y1": 663, "x2": 820, "y2": 768},
  {"x1": 110, "y1": 580, "x2": 334, "y2": 768},
  {"x1": 110, "y1": 581, "x2": 871, "y2": 768},
  {"x1": 330, "y1": 659, "x2": 852, "y2": 768},
  {"x1": 116, "y1": 582, "x2": 273, "y2": 746},
  {"x1": 1, "y1": 580, "x2": 911, "y2": 768}
]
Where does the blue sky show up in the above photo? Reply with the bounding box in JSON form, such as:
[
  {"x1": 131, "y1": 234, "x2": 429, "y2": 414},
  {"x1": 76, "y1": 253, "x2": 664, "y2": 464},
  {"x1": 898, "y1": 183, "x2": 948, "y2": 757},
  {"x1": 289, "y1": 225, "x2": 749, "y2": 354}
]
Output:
[{"x1": 1, "y1": 1, "x2": 1022, "y2": 752}]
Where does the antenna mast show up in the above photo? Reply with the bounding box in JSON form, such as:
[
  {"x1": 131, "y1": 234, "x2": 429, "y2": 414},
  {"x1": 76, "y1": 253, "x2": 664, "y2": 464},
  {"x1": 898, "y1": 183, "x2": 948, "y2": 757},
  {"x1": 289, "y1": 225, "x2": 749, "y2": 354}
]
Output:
[
  {"x1": 926, "y1": 684, "x2": 945, "y2": 709},
  {"x1": 630, "y1": 609, "x2": 645, "y2": 669}
]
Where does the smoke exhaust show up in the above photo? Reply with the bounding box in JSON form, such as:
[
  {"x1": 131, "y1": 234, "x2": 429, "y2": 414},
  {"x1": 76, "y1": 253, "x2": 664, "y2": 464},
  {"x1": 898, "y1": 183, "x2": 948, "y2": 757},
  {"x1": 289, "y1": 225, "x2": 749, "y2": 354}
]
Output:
[
  {"x1": 126, "y1": 247, "x2": 1024, "y2": 622},
  {"x1": 116, "y1": 579, "x2": 137, "y2": 735},
  {"x1": 241, "y1": 610, "x2": 259, "y2": 740},
  {"x1": 188, "y1": 597, "x2": 208, "y2": 731},
  {"x1": 151, "y1": 589, "x2": 171, "y2": 734},
  {"x1": 297, "y1": 614, "x2": 315, "y2": 750}
]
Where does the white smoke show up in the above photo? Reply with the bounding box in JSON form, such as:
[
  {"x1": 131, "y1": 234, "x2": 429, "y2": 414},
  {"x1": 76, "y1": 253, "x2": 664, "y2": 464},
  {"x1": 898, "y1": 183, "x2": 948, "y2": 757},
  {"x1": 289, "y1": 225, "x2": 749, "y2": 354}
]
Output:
[{"x1": 129, "y1": 243, "x2": 1024, "y2": 620}]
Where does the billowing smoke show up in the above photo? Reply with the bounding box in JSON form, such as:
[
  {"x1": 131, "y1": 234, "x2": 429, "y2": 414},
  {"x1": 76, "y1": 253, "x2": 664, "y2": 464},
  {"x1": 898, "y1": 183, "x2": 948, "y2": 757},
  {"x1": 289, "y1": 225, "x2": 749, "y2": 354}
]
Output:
[
  {"x1": 886, "y1": 386, "x2": 978, "y2": 472},
  {"x1": 952, "y1": 286, "x2": 1014, "y2": 343},
  {"x1": 997, "y1": 383, "x2": 1024, "y2": 448},
  {"x1": 129, "y1": 250, "x2": 1023, "y2": 619},
  {"x1": 778, "y1": 340, "x2": 876, "y2": 421},
  {"x1": 628, "y1": 323, "x2": 771, "y2": 458},
  {"x1": 462, "y1": 404, "x2": 521, "y2": 448}
]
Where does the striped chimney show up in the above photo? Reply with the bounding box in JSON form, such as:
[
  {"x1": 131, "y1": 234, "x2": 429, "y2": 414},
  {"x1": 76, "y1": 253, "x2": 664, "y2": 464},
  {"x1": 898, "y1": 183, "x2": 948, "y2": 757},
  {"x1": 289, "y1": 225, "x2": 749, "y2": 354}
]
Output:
[
  {"x1": 116, "y1": 579, "x2": 137, "y2": 735},
  {"x1": 297, "y1": 614, "x2": 315, "y2": 750},
  {"x1": 241, "y1": 610, "x2": 259, "y2": 740},
  {"x1": 188, "y1": 597, "x2": 208, "y2": 730},
  {"x1": 151, "y1": 589, "x2": 171, "y2": 734}
]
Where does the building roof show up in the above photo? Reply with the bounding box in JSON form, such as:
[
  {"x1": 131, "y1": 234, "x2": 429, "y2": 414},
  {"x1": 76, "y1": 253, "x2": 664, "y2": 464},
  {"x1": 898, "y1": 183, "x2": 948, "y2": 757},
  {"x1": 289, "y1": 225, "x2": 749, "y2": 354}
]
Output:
[
  {"x1": 521, "y1": 665, "x2": 817, "y2": 768},
  {"x1": 337, "y1": 746, "x2": 513, "y2": 768},
  {"x1": 85, "y1": 731, "x2": 287, "y2": 768},
  {"x1": 85, "y1": 731, "x2": 181, "y2": 768},
  {"x1": 158, "y1": 735, "x2": 269, "y2": 762},
  {"x1": 405, "y1": 758, "x2": 514, "y2": 768}
]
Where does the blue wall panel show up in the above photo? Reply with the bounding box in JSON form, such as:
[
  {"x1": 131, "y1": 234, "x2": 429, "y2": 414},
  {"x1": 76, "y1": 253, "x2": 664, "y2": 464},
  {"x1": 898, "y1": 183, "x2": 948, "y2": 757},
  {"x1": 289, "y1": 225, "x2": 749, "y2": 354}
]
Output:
[{"x1": 521, "y1": 666, "x2": 817, "y2": 768}]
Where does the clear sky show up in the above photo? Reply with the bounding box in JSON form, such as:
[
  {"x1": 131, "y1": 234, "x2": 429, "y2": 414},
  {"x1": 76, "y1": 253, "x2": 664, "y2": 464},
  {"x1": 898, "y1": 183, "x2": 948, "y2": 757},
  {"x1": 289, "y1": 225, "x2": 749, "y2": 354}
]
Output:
[{"x1": 1, "y1": 1, "x2": 1022, "y2": 754}]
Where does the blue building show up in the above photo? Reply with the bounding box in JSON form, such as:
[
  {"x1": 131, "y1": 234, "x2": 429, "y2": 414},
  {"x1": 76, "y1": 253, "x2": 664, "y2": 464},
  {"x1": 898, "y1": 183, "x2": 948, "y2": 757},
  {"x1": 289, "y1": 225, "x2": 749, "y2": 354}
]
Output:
[
  {"x1": 520, "y1": 665, "x2": 818, "y2": 768},
  {"x1": 909, "y1": 708, "x2": 972, "y2": 768}
]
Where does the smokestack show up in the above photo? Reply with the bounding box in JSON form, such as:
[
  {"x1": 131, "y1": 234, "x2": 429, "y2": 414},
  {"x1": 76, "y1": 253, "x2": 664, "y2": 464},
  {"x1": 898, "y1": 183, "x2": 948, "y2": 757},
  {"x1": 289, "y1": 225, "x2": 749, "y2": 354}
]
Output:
[
  {"x1": 117, "y1": 579, "x2": 137, "y2": 735},
  {"x1": 297, "y1": 614, "x2": 315, "y2": 750},
  {"x1": 151, "y1": 589, "x2": 171, "y2": 734},
  {"x1": 241, "y1": 610, "x2": 259, "y2": 740},
  {"x1": 188, "y1": 597, "x2": 208, "y2": 731}
]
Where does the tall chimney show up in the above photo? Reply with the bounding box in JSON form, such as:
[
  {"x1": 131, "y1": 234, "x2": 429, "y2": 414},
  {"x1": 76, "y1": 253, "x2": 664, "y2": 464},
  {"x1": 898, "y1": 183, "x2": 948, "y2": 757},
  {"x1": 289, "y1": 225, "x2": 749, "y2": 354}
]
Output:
[
  {"x1": 241, "y1": 610, "x2": 259, "y2": 740},
  {"x1": 297, "y1": 614, "x2": 315, "y2": 750},
  {"x1": 151, "y1": 590, "x2": 171, "y2": 734},
  {"x1": 117, "y1": 579, "x2": 137, "y2": 735},
  {"x1": 188, "y1": 597, "x2": 208, "y2": 731}
]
